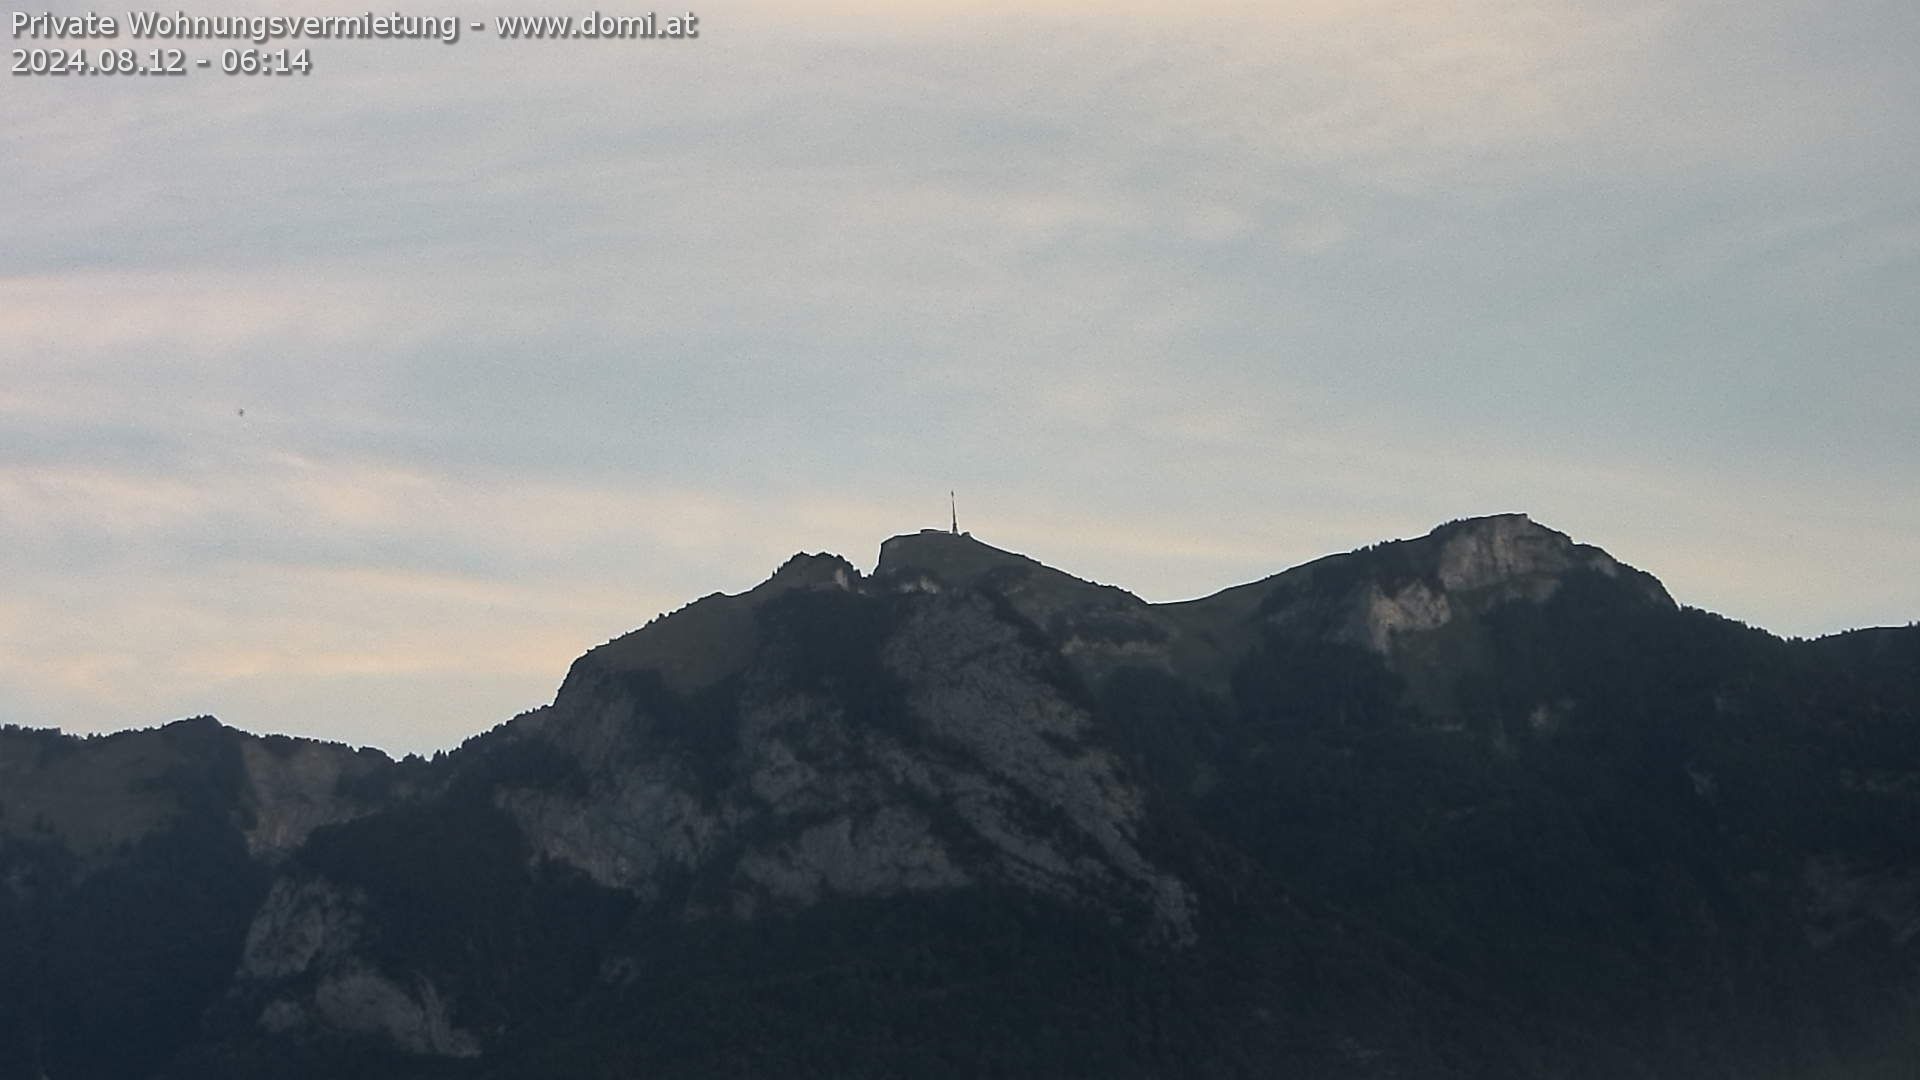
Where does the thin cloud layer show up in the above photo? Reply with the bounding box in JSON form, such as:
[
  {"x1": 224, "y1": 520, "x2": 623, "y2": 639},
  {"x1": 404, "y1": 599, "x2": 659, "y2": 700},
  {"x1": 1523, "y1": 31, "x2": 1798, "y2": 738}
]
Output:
[{"x1": 3, "y1": 0, "x2": 1916, "y2": 752}]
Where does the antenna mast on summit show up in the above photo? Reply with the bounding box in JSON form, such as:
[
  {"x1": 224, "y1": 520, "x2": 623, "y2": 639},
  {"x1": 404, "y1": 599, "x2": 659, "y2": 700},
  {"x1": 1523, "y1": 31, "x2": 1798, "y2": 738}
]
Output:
[{"x1": 950, "y1": 491, "x2": 958, "y2": 535}]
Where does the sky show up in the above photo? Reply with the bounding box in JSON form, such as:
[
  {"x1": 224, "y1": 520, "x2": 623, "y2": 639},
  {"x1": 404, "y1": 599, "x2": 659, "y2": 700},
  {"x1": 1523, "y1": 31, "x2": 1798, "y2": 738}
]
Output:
[{"x1": 3, "y1": 0, "x2": 1916, "y2": 754}]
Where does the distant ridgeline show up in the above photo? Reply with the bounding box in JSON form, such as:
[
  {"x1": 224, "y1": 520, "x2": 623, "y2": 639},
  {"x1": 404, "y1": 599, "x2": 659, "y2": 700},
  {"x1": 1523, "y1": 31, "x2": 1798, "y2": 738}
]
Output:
[{"x1": 3, "y1": 514, "x2": 1918, "y2": 1079}]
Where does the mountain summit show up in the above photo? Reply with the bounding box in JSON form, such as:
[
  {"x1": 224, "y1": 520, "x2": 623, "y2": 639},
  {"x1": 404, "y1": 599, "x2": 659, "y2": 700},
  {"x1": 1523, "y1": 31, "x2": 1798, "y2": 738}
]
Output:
[{"x1": 2, "y1": 515, "x2": 1917, "y2": 1078}]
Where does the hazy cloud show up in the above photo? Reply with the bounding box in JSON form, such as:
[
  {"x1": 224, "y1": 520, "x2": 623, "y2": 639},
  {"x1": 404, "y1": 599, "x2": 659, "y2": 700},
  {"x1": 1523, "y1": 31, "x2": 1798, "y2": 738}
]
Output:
[{"x1": 4, "y1": 0, "x2": 1916, "y2": 752}]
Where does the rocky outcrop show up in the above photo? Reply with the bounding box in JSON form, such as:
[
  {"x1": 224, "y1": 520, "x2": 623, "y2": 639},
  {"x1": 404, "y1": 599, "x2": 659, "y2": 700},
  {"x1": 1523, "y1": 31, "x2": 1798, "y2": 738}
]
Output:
[
  {"x1": 239, "y1": 738, "x2": 395, "y2": 856},
  {"x1": 234, "y1": 875, "x2": 481, "y2": 1058},
  {"x1": 238, "y1": 875, "x2": 370, "y2": 982},
  {"x1": 498, "y1": 562, "x2": 1195, "y2": 941}
]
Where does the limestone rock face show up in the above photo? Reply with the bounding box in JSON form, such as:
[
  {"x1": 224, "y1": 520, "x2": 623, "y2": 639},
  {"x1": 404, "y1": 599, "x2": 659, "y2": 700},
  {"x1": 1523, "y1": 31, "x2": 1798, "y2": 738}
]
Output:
[
  {"x1": 497, "y1": 546, "x2": 1196, "y2": 941},
  {"x1": 235, "y1": 875, "x2": 483, "y2": 1058},
  {"x1": 1351, "y1": 579, "x2": 1455, "y2": 653},
  {"x1": 238, "y1": 875, "x2": 368, "y2": 982},
  {"x1": 239, "y1": 739, "x2": 394, "y2": 856},
  {"x1": 879, "y1": 591, "x2": 1195, "y2": 938},
  {"x1": 1437, "y1": 513, "x2": 1600, "y2": 593},
  {"x1": 1249, "y1": 515, "x2": 1668, "y2": 651}
]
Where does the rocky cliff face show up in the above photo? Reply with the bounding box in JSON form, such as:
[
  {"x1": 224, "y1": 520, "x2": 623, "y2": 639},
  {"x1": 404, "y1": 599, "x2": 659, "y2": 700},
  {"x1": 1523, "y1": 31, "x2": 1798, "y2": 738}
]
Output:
[
  {"x1": 3, "y1": 515, "x2": 1917, "y2": 1079},
  {"x1": 492, "y1": 540, "x2": 1194, "y2": 940}
]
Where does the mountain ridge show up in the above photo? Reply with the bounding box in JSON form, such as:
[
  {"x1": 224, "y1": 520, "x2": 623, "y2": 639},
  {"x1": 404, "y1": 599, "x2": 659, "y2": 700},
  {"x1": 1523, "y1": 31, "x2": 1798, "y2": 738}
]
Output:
[{"x1": 3, "y1": 513, "x2": 1917, "y2": 1078}]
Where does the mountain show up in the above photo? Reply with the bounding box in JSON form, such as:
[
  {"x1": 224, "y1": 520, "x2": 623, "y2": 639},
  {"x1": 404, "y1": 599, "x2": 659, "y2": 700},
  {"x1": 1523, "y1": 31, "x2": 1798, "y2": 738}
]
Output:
[{"x1": 3, "y1": 514, "x2": 1918, "y2": 1078}]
